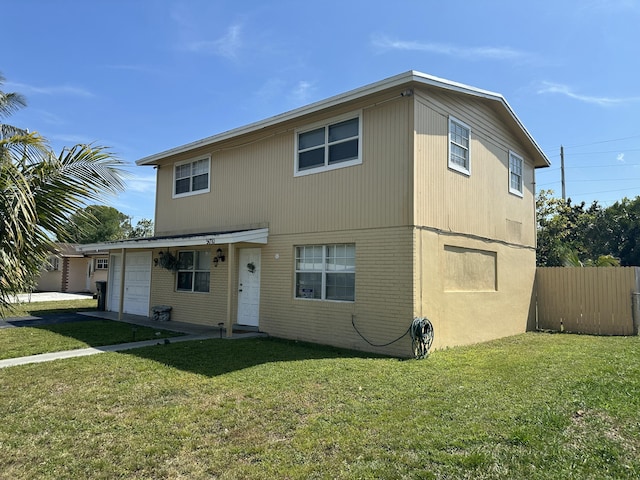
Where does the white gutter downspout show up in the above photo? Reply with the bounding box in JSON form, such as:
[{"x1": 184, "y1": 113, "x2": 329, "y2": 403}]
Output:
[{"x1": 118, "y1": 248, "x2": 127, "y2": 321}]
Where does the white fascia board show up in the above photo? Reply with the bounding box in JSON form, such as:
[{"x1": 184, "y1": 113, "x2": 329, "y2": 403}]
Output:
[
  {"x1": 75, "y1": 228, "x2": 269, "y2": 253},
  {"x1": 136, "y1": 71, "x2": 420, "y2": 166},
  {"x1": 136, "y1": 70, "x2": 550, "y2": 168}
]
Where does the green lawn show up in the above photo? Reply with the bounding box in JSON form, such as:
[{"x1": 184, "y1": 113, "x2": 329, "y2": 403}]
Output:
[
  {"x1": 5, "y1": 298, "x2": 98, "y2": 317},
  {"x1": 0, "y1": 320, "x2": 184, "y2": 360},
  {"x1": 0, "y1": 333, "x2": 638, "y2": 479},
  {"x1": 1, "y1": 300, "x2": 183, "y2": 359}
]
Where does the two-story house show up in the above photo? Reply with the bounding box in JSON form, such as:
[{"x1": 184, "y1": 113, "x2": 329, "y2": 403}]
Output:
[{"x1": 78, "y1": 71, "x2": 550, "y2": 357}]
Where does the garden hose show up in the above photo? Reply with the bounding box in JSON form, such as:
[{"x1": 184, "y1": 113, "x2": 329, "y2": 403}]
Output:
[
  {"x1": 351, "y1": 315, "x2": 434, "y2": 359},
  {"x1": 410, "y1": 317, "x2": 434, "y2": 359}
]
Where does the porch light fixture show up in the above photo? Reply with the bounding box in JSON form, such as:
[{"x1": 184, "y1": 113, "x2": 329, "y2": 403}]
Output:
[{"x1": 213, "y1": 248, "x2": 225, "y2": 267}]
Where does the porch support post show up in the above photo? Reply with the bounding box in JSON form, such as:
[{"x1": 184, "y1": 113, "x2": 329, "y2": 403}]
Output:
[
  {"x1": 226, "y1": 244, "x2": 235, "y2": 338},
  {"x1": 118, "y1": 248, "x2": 127, "y2": 321}
]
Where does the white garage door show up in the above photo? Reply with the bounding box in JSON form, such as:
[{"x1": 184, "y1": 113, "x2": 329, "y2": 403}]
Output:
[{"x1": 108, "y1": 252, "x2": 152, "y2": 316}]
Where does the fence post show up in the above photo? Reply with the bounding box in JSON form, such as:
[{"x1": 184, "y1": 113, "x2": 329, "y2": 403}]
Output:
[{"x1": 633, "y1": 293, "x2": 640, "y2": 336}]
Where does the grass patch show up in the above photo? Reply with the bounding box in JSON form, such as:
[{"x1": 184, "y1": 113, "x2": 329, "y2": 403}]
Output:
[
  {"x1": 0, "y1": 333, "x2": 638, "y2": 479},
  {"x1": 5, "y1": 298, "x2": 98, "y2": 317},
  {"x1": 0, "y1": 320, "x2": 184, "y2": 360}
]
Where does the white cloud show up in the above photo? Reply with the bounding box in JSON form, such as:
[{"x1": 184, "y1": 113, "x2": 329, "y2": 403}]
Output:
[
  {"x1": 537, "y1": 81, "x2": 640, "y2": 106},
  {"x1": 184, "y1": 24, "x2": 242, "y2": 58},
  {"x1": 126, "y1": 173, "x2": 157, "y2": 194},
  {"x1": 6, "y1": 81, "x2": 94, "y2": 98},
  {"x1": 290, "y1": 80, "x2": 314, "y2": 104},
  {"x1": 371, "y1": 35, "x2": 531, "y2": 62},
  {"x1": 252, "y1": 78, "x2": 316, "y2": 108},
  {"x1": 48, "y1": 133, "x2": 94, "y2": 145}
]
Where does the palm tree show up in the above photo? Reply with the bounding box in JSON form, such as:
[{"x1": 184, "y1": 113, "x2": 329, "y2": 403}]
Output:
[{"x1": 1, "y1": 75, "x2": 127, "y2": 312}]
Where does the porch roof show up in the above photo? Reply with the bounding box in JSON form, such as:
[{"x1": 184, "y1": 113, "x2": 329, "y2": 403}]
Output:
[{"x1": 75, "y1": 227, "x2": 269, "y2": 253}]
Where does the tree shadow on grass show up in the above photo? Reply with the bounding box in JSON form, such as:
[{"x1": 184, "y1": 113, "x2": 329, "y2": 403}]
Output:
[
  {"x1": 123, "y1": 336, "x2": 389, "y2": 377},
  {"x1": 3, "y1": 314, "x2": 181, "y2": 348}
]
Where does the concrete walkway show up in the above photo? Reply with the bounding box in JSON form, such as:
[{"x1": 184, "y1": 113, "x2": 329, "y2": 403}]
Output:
[
  {"x1": 1, "y1": 294, "x2": 267, "y2": 369},
  {"x1": 0, "y1": 332, "x2": 221, "y2": 369}
]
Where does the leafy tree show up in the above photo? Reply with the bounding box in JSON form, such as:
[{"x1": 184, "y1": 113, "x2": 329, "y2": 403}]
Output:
[
  {"x1": 537, "y1": 190, "x2": 639, "y2": 267},
  {"x1": 0, "y1": 75, "x2": 126, "y2": 311},
  {"x1": 59, "y1": 206, "x2": 154, "y2": 242},
  {"x1": 592, "y1": 197, "x2": 640, "y2": 266},
  {"x1": 536, "y1": 190, "x2": 601, "y2": 266},
  {"x1": 126, "y1": 218, "x2": 154, "y2": 239},
  {"x1": 58, "y1": 205, "x2": 130, "y2": 243}
]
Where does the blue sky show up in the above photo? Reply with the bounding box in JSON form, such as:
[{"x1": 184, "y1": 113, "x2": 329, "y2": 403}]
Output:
[{"x1": 3, "y1": 0, "x2": 640, "y2": 224}]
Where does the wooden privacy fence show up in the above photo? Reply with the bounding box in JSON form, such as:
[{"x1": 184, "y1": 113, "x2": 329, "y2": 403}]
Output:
[{"x1": 536, "y1": 267, "x2": 640, "y2": 336}]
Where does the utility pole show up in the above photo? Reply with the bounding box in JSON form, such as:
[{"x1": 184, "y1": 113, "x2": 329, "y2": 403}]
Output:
[{"x1": 560, "y1": 145, "x2": 566, "y2": 200}]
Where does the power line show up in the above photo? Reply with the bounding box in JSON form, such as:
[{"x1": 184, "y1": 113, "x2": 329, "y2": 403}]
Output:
[
  {"x1": 541, "y1": 133, "x2": 640, "y2": 151},
  {"x1": 542, "y1": 163, "x2": 640, "y2": 172},
  {"x1": 563, "y1": 134, "x2": 640, "y2": 149}
]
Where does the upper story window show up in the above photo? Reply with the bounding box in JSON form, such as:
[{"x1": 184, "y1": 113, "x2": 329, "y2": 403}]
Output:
[
  {"x1": 96, "y1": 258, "x2": 109, "y2": 270},
  {"x1": 176, "y1": 250, "x2": 210, "y2": 293},
  {"x1": 173, "y1": 157, "x2": 210, "y2": 198},
  {"x1": 448, "y1": 116, "x2": 471, "y2": 175},
  {"x1": 295, "y1": 113, "x2": 361, "y2": 176},
  {"x1": 509, "y1": 151, "x2": 524, "y2": 197}
]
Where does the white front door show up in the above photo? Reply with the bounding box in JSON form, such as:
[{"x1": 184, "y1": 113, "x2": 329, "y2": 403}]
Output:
[
  {"x1": 237, "y1": 248, "x2": 261, "y2": 327},
  {"x1": 108, "y1": 252, "x2": 152, "y2": 316}
]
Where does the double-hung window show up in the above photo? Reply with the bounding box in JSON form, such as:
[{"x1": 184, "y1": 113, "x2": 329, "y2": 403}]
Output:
[
  {"x1": 295, "y1": 114, "x2": 361, "y2": 175},
  {"x1": 448, "y1": 116, "x2": 471, "y2": 175},
  {"x1": 509, "y1": 151, "x2": 524, "y2": 197},
  {"x1": 46, "y1": 256, "x2": 60, "y2": 271},
  {"x1": 174, "y1": 157, "x2": 210, "y2": 198},
  {"x1": 295, "y1": 244, "x2": 355, "y2": 301},
  {"x1": 176, "y1": 250, "x2": 211, "y2": 292}
]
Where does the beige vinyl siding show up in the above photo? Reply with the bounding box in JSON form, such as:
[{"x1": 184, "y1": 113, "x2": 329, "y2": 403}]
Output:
[
  {"x1": 258, "y1": 227, "x2": 415, "y2": 358},
  {"x1": 149, "y1": 247, "x2": 228, "y2": 327},
  {"x1": 413, "y1": 89, "x2": 536, "y2": 247},
  {"x1": 154, "y1": 95, "x2": 413, "y2": 237}
]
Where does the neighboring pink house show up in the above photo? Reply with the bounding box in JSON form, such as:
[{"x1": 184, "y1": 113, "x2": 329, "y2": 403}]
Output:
[{"x1": 35, "y1": 243, "x2": 109, "y2": 294}]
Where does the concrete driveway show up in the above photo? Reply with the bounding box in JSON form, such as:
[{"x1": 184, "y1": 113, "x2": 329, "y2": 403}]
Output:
[{"x1": 9, "y1": 292, "x2": 94, "y2": 303}]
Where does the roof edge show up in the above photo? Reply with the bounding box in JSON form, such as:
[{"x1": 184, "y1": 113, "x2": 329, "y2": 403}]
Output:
[
  {"x1": 136, "y1": 70, "x2": 550, "y2": 168},
  {"x1": 75, "y1": 228, "x2": 269, "y2": 252}
]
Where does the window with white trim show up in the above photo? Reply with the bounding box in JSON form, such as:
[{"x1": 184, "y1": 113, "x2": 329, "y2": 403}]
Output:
[
  {"x1": 295, "y1": 244, "x2": 355, "y2": 301},
  {"x1": 176, "y1": 250, "x2": 211, "y2": 292},
  {"x1": 96, "y1": 258, "x2": 109, "y2": 270},
  {"x1": 46, "y1": 256, "x2": 60, "y2": 271},
  {"x1": 448, "y1": 116, "x2": 471, "y2": 175},
  {"x1": 295, "y1": 114, "x2": 361, "y2": 175},
  {"x1": 173, "y1": 157, "x2": 210, "y2": 198},
  {"x1": 509, "y1": 151, "x2": 524, "y2": 196}
]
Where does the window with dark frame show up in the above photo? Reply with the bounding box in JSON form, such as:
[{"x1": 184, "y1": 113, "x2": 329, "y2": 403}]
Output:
[
  {"x1": 174, "y1": 158, "x2": 210, "y2": 197},
  {"x1": 295, "y1": 244, "x2": 355, "y2": 301},
  {"x1": 95, "y1": 258, "x2": 109, "y2": 270},
  {"x1": 296, "y1": 116, "x2": 360, "y2": 174},
  {"x1": 176, "y1": 250, "x2": 211, "y2": 292}
]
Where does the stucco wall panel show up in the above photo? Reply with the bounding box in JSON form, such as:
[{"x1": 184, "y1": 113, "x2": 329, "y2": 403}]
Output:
[{"x1": 416, "y1": 228, "x2": 535, "y2": 349}]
